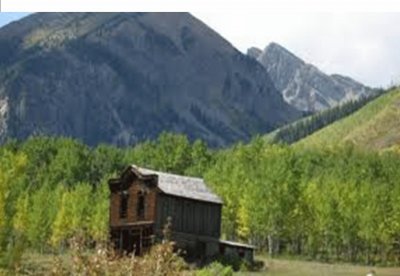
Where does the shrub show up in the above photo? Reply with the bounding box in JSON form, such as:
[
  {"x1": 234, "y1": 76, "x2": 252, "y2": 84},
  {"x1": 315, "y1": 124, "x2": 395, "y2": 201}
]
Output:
[{"x1": 196, "y1": 261, "x2": 233, "y2": 276}]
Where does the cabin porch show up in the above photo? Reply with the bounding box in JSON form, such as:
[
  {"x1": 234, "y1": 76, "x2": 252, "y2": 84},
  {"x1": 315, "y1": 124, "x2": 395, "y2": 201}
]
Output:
[{"x1": 110, "y1": 221, "x2": 155, "y2": 256}]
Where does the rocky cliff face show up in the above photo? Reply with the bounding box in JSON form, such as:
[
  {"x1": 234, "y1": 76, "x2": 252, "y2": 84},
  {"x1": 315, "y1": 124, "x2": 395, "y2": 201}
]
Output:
[
  {"x1": 0, "y1": 97, "x2": 8, "y2": 140},
  {"x1": 0, "y1": 13, "x2": 300, "y2": 147},
  {"x1": 251, "y1": 42, "x2": 374, "y2": 112},
  {"x1": 246, "y1": 47, "x2": 262, "y2": 60}
]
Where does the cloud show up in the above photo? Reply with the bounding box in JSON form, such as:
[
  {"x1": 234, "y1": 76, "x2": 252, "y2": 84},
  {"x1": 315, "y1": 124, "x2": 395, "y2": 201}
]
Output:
[{"x1": 194, "y1": 12, "x2": 400, "y2": 88}]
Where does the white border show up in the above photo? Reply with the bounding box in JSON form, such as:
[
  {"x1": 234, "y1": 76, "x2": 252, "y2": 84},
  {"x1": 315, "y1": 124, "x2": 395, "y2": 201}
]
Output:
[{"x1": 2, "y1": 0, "x2": 400, "y2": 12}]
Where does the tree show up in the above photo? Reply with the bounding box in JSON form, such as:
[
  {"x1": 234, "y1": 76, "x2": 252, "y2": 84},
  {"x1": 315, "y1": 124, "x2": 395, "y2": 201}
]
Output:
[
  {"x1": 88, "y1": 177, "x2": 110, "y2": 242},
  {"x1": 13, "y1": 192, "x2": 29, "y2": 238},
  {"x1": 0, "y1": 151, "x2": 27, "y2": 250},
  {"x1": 185, "y1": 139, "x2": 213, "y2": 177}
]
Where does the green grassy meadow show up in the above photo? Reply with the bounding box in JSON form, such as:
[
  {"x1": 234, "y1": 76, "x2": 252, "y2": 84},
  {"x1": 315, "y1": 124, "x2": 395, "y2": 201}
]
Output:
[{"x1": 239, "y1": 257, "x2": 400, "y2": 276}]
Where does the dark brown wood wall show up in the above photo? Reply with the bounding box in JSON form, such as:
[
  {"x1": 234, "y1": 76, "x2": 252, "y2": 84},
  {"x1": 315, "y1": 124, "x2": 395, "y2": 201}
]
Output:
[
  {"x1": 110, "y1": 178, "x2": 158, "y2": 227},
  {"x1": 155, "y1": 194, "x2": 221, "y2": 238}
]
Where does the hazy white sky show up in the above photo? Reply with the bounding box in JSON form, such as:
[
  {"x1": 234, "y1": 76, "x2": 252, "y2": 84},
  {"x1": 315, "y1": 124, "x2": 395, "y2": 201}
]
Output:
[
  {"x1": 1, "y1": 12, "x2": 399, "y2": 88},
  {"x1": 193, "y1": 12, "x2": 400, "y2": 88}
]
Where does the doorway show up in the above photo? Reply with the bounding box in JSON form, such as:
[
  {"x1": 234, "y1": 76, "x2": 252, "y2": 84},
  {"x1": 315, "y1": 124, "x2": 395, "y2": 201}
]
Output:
[
  {"x1": 121, "y1": 229, "x2": 133, "y2": 254},
  {"x1": 131, "y1": 229, "x2": 142, "y2": 256}
]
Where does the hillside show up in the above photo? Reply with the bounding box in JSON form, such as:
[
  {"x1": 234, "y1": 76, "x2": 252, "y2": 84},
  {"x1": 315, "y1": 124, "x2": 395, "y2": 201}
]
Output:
[
  {"x1": 295, "y1": 88, "x2": 400, "y2": 150},
  {"x1": 265, "y1": 89, "x2": 385, "y2": 144},
  {"x1": 248, "y1": 43, "x2": 374, "y2": 112},
  {"x1": 0, "y1": 13, "x2": 300, "y2": 147}
]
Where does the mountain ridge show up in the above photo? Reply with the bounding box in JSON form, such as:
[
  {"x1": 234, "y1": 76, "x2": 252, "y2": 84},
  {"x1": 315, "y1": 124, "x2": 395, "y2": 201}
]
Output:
[
  {"x1": 0, "y1": 12, "x2": 300, "y2": 147},
  {"x1": 248, "y1": 42, "x2": 374, "y2": 112}
]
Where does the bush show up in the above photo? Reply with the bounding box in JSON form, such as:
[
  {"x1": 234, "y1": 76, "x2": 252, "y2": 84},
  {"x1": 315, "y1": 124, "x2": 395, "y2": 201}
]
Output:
[
  {"x1": 216, "y1": 253, "x2": 247, "y2": 271},
  {"x1": 196, "y1": 261, "x2": 233, "y2": 276}
]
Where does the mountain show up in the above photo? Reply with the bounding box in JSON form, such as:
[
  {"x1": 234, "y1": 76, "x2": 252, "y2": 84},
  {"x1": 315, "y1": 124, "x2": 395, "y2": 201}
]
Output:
[
  {"x1": 295, "y1": 88, "x2": 400, "y2": 151},
  {"x1": 248, "y1": 42, "x2": 374, "y2": 112},
  {"x1": 247, "y1": 47, "x2": 262, "y2": 60},
  {"x1": 0, "y1": 13, "x2": 301, "y2": 147}
]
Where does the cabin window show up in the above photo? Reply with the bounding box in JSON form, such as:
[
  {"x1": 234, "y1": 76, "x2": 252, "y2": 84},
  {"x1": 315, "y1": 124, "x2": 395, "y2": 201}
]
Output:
[
  {"x1": 119, "y1": 190, "x2": 129, "y2": 219},
  {"x1": 137, "y1": 191, "x2": 145, "y2": 220}
]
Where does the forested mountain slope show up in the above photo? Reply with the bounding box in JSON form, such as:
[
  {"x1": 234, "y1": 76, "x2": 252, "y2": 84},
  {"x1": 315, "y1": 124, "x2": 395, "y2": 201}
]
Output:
[
  {"x1": 296, "y1": 88, "x2": 400, "y2": 150},
  {"x1": 266, "y1": 89, "x2": 385, "y2": 144},
  {"x1": 0, "y1": 13, "x2": 300, "y2": 147}
]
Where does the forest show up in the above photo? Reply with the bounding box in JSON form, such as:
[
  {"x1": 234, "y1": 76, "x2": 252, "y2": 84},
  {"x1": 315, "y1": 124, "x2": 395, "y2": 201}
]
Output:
[
  {"x1": 1, "y1": 132, "x2": 400, "y2": 268},
  {"x1": 270, "y1": 89, "x2": 386, "y2": 144}
]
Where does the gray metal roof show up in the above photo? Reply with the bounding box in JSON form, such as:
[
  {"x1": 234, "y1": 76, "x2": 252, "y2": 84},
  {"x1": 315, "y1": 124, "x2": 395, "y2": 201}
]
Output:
[
  {"x1": 131, "y1": 165, "x2": 223, "y2": 204},
  {"x1": 219, "y1": 239, "x2": 255, "y2": 249}
]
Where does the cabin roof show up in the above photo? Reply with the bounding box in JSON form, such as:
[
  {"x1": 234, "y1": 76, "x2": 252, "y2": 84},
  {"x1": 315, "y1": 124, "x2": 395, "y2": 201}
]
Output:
[{"x1": 130, "y1": 165, "x2": 223, "y2": 204}]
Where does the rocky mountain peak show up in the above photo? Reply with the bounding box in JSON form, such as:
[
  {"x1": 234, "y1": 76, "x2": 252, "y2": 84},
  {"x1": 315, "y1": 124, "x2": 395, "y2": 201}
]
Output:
[
  {"x1": 251, "y1": 42, "x2": 374, "y2": 112},
  {"x1": 262, "y1": 42, "x2": 309, "y2": 73},
  {"x1": 263, "y1": 42, "x2": 304, "y2": 65},
  {"x1": 247, "y1": 47, "x2": 262, "y2": 59}
]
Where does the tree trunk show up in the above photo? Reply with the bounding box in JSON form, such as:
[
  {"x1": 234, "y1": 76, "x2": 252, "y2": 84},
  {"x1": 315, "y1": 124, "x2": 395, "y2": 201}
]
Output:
[
  {"x1": 275, "y1": 238, "x2": 281, "y2": 254},
  {"x1": 268, "y1": 234, "x2": 273, "y2": 256}
]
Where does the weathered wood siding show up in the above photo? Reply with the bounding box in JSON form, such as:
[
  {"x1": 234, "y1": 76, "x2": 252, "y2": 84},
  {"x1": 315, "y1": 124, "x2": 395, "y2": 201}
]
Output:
[
  {"x1": 155, "y1": 194, "x2": 221, "y2": 238},
  {"x1": 110, "y1": 178, "x2": 158, "y2": 227}
]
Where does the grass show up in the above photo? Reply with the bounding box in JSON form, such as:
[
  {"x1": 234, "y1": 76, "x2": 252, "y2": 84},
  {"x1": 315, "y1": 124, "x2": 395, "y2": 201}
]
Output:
[
  {"x1": 237, "y1": 256, "x2": 400, "y2": 276},
  {"x1": 11, "y1": 251, "x2": 400, "y2": 276},
  {"x1": 8, "y1": 237, "x2": 188, "y2": 275},
  {"x1": 295, "y1": 89, "x2": 400, "y2": 151}
]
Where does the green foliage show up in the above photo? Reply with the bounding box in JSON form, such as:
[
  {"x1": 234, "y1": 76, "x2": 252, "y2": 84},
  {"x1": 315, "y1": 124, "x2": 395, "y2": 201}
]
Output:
[
  {"x1": 206, "y1": 141, "x2": 400, "y2": 264},
  {"x1": 88, "y1": 177, "x2": 110, "y2": 242},
  {"x1": 2, "y1": 130, "x2": 400, "y2": 267},
  {"x1": 268, "y1": 89, "x2": 386, "y2": 145},
  {"x1": 28, "y1": 184, "x2": 63, "y2": 251},
  {"x1": 196, "y1": 261, "x2": 233, "y2": 276},
  {"x1": 266, "y1": 91, "x2": 386, "y2": 144},
  {"x1": 0, "y1": 133, "x2": 214, "y2": 256},
  {"x1": 13, "y1": 192, "x2": 29, "y2": 238},
  {"x1": 0, "y1": 234, "x2": 26, "y2": 270},
  {"x1": 296, "y1": 88, "x2": 400, "y2": 151},
  {"x1": 125, "y1": 132, "x2": 214, "y2": 175},
  {"x1": 0, "y1": 150, "x2": 27, "y2": 268},
  {"x1": 51, "y1": 182, "x2": 98, "y2": 248}
]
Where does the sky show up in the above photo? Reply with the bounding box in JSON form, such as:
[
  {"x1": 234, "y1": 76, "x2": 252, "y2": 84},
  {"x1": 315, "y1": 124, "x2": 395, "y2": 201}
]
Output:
[
  {"x1": 0, "y1": 12, "x2": 399, "y2": 88},
  {"x1": 193, "y1": 12, "x2": 400, "y2": 88},
  {"x1": 0, "y1": 13, "x2": 30, "y2": 27}
]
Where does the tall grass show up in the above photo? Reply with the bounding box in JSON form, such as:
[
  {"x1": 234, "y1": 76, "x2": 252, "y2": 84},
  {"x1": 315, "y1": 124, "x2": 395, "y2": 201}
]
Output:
[{"x1": 6, "y1": 235, "x2": 189, "y2": 275}]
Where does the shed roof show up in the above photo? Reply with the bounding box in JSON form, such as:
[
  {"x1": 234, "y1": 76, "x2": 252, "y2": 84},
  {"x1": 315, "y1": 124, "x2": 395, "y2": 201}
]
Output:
[
  {"x1": 130, "y1": 165, "x2": 223, "y2": 204},
  {"x1": 219, "y1": 239, "x2": 256, "y2": 249}
]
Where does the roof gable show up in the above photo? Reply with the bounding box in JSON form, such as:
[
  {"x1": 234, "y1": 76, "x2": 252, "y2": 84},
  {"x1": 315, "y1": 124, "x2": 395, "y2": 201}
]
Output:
[{"x1": 130, "y1": 165, "x2": 223, "y2": 204}]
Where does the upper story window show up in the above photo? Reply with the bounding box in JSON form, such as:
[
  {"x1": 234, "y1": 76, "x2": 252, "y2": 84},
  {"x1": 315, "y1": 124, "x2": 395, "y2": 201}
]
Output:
[
  {"x1": 119, "y1": 190, "x2": 129, "y2": 219},
  {"x1": 137, "y1": 191, "x2": 146, "y2": 220}
]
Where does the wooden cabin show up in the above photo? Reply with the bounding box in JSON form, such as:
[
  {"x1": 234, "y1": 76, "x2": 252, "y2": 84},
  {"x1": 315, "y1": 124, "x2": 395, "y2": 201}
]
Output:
[{"x1": 108, "y1": 165, "x2": 254, "y2": 261}]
